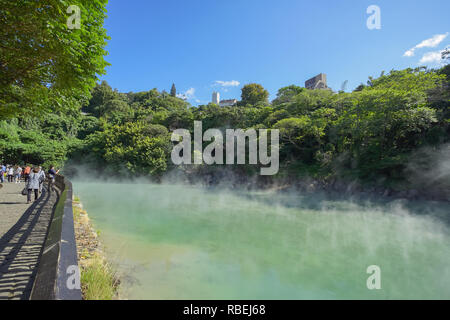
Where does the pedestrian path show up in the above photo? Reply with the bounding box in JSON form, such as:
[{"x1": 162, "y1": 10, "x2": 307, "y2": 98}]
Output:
[
  {"x1": 0, "y1": 183, "x2": 32, "y2": 236},
  {"x1": 0, "y1": 182, "x2": 59, "y2": 300}
]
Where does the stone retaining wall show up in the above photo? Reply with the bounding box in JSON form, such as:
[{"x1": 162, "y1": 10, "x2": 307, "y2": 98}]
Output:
[{"x1": 29, "y1": 176, "x2": 82, "y2": 300}]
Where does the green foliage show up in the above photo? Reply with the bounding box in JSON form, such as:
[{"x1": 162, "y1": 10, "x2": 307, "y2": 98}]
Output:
[
  {"x1": 170, "y1": 83, "x2": 177, "y2": 97},
  {"x1": 79, "y1": 254, "x2": 118, "y2": 300},
  {"x1": 273, "y1": 85, "x2": 305, "y2": 105},
  {"x1": 101, "y1": 122, "x2": 171, "y2": 176},
  {"x1": 1, "y1": 0, "x2": 448, "y2": 191},
  {"x1": 0, "y1": 0, "x2": 110, "y2": 119},
  {"x1": 1, "y1": 65, "x2": 449, "y2": 188},
  {"x1": 240, "y1": 83, "x2": 269, "y2": 106}
]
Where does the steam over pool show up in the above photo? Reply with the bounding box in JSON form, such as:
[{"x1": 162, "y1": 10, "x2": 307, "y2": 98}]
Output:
[{"x1": 73, "y1": 182, "x2": 450, "y2": 299}]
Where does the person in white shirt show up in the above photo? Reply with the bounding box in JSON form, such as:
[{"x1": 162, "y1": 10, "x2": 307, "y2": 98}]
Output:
[
  {"x1": 7, "y1": 166, "x2": 14, "y2": 183},
  {"x1": 15, "y1": 166, "x2": 23, "y2": 183},
  {"x1": 38, "y1": 167, "x2": 46, "y2": 193}
]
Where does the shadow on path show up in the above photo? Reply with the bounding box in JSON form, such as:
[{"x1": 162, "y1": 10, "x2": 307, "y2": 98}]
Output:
[{"x1": 0, "y1": 188, "x2": 58, "y2": 300}]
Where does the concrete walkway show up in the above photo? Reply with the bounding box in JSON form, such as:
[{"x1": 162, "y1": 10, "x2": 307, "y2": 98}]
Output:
[
  {"x1": 0, "y1": 182, "x2": 59, "y2": 300},
  {"x1": 0, "y1": 183, "x2": 33, "y2": 236}
]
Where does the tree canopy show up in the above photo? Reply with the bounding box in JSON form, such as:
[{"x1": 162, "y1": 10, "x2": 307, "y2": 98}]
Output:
[
  {"x1": 170, "y1": 84, "x2": 177, "y2": 97},
  {"x1": 240, "y1": 83, "x2": 270, "y2": 106},
  {"x1": 0, "y1": 7, "x2": 448, "y2": 196},
  {"x1": 2, "y1": 65, "x2": 448, "y2": 193},
  {"x1": 0, "y1": 0, "x2": 110, "y2": 119}
]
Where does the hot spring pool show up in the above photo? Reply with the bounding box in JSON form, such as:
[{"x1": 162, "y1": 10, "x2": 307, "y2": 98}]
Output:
[{"x1": 73, "y1": 182, "x2": 450, "y2": 299}]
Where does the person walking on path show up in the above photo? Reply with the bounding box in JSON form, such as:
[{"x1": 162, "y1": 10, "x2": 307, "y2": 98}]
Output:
[
  {"x1": 23, "y1": 165, "x2": 31, "y2": 183},
  {"x1": 38, "y1": 166, "x2": 46, "y2": 193},
  {"x1": 15, "y1": 165, "x2": 22, "y2": 183},
  {"x1": 27, "y1": 167, "x2": 41, "y2": 204},
  {"x1": 47, "y1": 165, "x2": 59, "y2": 192},
  {"x1": 0, "y1": 164, "x2": 5, "y2": 183},
  {"x1": 7, "y1": 166, "x2": 14, "y2": 182}
]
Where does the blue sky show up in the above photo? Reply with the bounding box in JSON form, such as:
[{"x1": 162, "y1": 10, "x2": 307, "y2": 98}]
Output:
[{"x1": 99, "y1": 0, "x2": 450, "y2": 105}]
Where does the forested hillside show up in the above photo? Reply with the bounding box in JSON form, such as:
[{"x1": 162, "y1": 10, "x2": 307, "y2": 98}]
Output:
[{"x1": 1, "y1": 65, "x2": 449, "y2": 194}]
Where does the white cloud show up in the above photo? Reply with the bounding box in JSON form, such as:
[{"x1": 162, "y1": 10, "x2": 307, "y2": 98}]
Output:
[
  {"x1": 185, "y1": 87, "x2": 195, "y2": 97},
  {"x1": 416, "y1": 33, "x2": 448, "y2": 49},
  {"x1": 213, "y1": 80, "x2": 240, "y2": 87},
  {"x1": 419, "y1": 49, "x2": 446, "y2": 64},
  {"x1": 404, "y1": 33, "x2": 448, "y2": 57},
  {"x1": 177, "y1": 87, "x2": 196, "y2": 100},
  {"x1": 404, "y1": 49, "x2": 415, "y2": 57}
]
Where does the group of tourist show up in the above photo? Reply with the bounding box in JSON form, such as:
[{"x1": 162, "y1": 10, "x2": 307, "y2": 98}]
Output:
[
  {"x1": 0, "y1": 165, "x2": 27, "y2": 183},
  {"x1": 0, "y1": 164, "x2": 60, "y2": 204}
]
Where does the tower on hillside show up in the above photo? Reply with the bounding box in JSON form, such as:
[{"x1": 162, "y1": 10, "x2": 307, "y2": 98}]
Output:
[{"x1": 212, "y1": 91, "x2": 220, "y2": 105}]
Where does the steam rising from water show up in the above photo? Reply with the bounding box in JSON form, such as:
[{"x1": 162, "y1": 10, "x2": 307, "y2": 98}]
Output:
[
  {"x1": 406, "y1": 143, "x2": 450, "y2": 198},
  {"x1": 73, "y1": 181, "x2": 450, "y2": 299}
]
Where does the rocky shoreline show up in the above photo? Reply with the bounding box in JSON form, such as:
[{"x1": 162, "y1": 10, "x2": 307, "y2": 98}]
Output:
[
  {"x1": 177, "y1": 168, "x2": 450, "y2": 202},
  {"x1": 72, "y1": 197, "x2": 120, "y2": 300},
  {"x1": 73, "y1": 199, "x2": 103, "y2": 262},
  {"x1": 280, "y1": 179, "x2": 449, "y2": 203}
]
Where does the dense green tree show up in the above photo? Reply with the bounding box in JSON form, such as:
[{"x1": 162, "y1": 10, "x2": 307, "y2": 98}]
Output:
[
  {"x1": 272, "y1": 85, "x2": 305, "y2": 105},
  {"x1": 0, "y1": 119, "x2": 70, "y2": 167},
  {"x1": 98, "y1": 99, "x2": 133, "y2": 122},
  {"x1": 102, "y1": 122, "x2": 170, "y2": 176},
  {"x1": 240, "y1": 83, "x2": 269, "y2": 106},
  {"x1": 0, "y1": 0, "x2": 110, "y2": 119},
  {"x1": 170, "y1": 83, "x2": 177, "y2": 97},
  {"x1": 1, "y1": 65, "x2": 448, "y2": 191},
  {"x1": 84, "y1": 81, "x2": 117, "y2": 115},
  {"x1": 353, "y1": 84, "x2": 366, "y2": 92}
]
